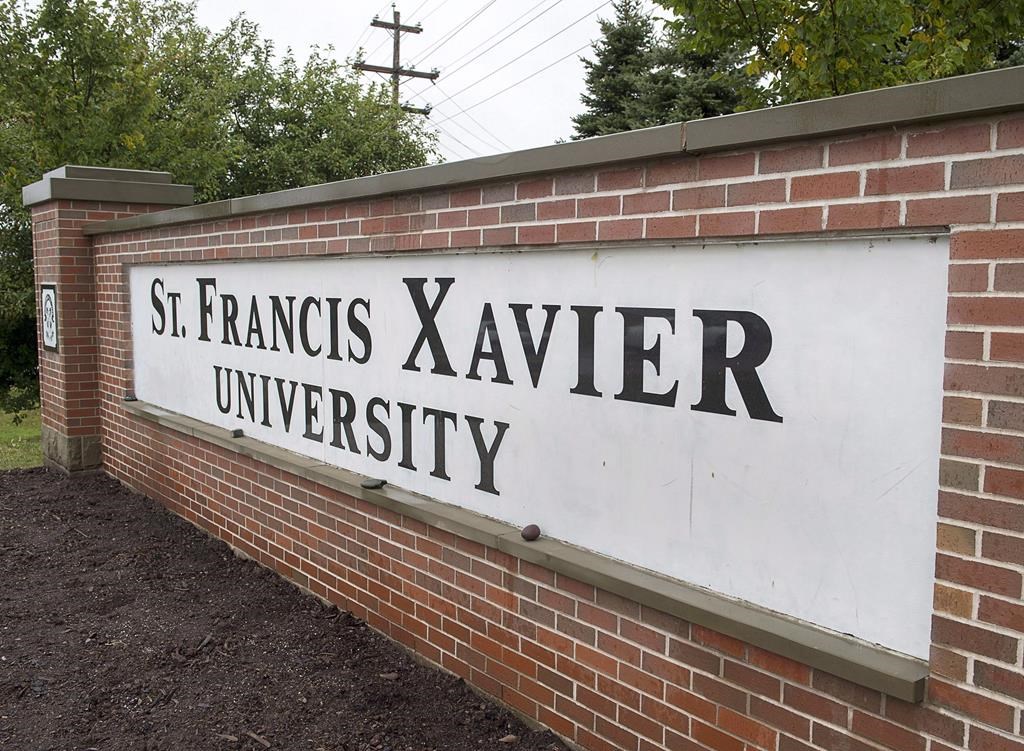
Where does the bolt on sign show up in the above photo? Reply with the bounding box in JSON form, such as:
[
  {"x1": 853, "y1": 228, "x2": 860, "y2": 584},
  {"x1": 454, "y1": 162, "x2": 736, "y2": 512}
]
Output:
[{"x1": 131, "y1": 235, "x2": 947, "y2": 659}]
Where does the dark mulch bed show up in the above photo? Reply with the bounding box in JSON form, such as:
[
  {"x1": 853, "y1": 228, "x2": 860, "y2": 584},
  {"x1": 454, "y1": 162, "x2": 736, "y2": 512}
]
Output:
[{"x1": 0, "y1": 468, "x2": 566, "y2": 751}]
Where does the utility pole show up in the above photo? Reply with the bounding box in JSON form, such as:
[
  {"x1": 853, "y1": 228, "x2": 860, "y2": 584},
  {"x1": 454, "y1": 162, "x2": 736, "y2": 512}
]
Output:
[{"x1": 354, "y1": 5, "x2": 438, "y2": 115}]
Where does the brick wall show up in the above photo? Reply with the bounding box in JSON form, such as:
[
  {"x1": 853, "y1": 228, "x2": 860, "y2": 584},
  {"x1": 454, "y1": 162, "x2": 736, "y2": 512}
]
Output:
[{"x1": 32, "y1": 111, "x2": 1024, "y2": 751}]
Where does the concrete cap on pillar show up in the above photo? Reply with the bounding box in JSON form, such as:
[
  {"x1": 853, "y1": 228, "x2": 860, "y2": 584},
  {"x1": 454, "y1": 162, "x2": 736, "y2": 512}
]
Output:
[{"x1": 22, "y1": 165, "x2": 194, "y2": 208}]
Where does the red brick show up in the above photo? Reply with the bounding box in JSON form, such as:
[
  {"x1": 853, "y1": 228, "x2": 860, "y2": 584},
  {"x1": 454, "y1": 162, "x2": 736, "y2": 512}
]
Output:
[
  {"x1": 978, "y1": 594, "x2": 1024, "y2": 633},
  {"x1": 946, "y1": 364, "x2": 1024, "y2": 400},
  {"x1": 692, "y1": 673, "x2": 746, "y2": 713},
  {"x1": 811, "y1": 671, "x2": 881, "y2": 713},
  {"x1": 952, "y1": 154, "x2": 1024, "y2": 188},
  {"x1": 993, "y1": 264, "x2": 1024, "y2": 292},
  {"x1": 692, "y1": 720, "x2": 744, "y2": 751},
  {"x1": 537, "y1": 199, "x2": 575, "y2": 220},
  {"x1": 829, "y1": 133, "x2": 900, "y2": 166},
  {"x1": 517, "y1": 224, "x2": 555, "y2": 245},
  {"x1": 599, "y1": 673, "x2": 643, "y2": 710},
  {"x1": 556, "y1": 693, "x2": 596, "y2": 729},
  {"x1": 516, "y1": 179, "x2": 553, "y2": 199},
  {"x1": 619, "y1": 620, "x2": 665, "y2": 652},
  {"x1": 932, "y1": 614, "x2": 1019, "y2": 661},
  {"x1": 884, "y1": 697, "x2": 965, "y2": 745},
  {"x1": 598, "y1": 219, "x2": 643, "y2": 241},
  {"x1": 668, "y1": 638, "x2": 721, "y2": 675},
  {"x1": 622, "y1": 191, "x2": 670, "y2": 214},
  {"x1": 930, "y1": 645, "x2": 969, "y2": 682},
  {"x1": 970, "y1": 727, "x2": 1024, "y2": 751},
  {"x1": 482, "y1": 226, "x2": 515, "y2": 245},
  {"x1": 556, "y1": 221, "x2": 597, "y2": 243},
  {"x1": 619, "y1": 706, "x2": 664, "y2": 743},
  {"x1": 698, "y1": 152, "x2": 755, "y2": 180},
  {"x1": 700, "y1": 211, "x2": 755, "y2": 236},
  {"x1": 938, "y1": 489, "x2": 1024, "y2": 532},
  {"x1": 450, "y1": 229, "x2": 481, "y2": 248},
  {"x1": 975, "y1": 660, "x2": 1024, "y2": 701},
  {"x1": 783, "y1": 684, "x2": 848, "y2": 726},
  {"x1": 759, "y1": 207, "x2": 823, "y2": 234},
  {"x1": 790, "y1": 171, "x2": 856, "y2": 200},
  {"x1": 641, "y1": 652, "x2": 689, "y2": 687},
  {"x1": 928, "y1": 679, "x2": 1016, "y2": 731},
  {"x1": 578, "y1": 195, "x2": 621, "y2": 217},
  {"x1": 647, "y1": 157, "x2": 698, "y2": 187},
  {"x1": 450, "y1": 188, "x2": 481, "y2": 207},
  {"x1": 750, "y1": 697, "x2": 811, "y2": 739},
  {"x1": 907, "y1": 123, "x2": 991, "y2": 157},
  {"x1": 812, "y1": 723, "x2": 876, "y2": 751},
  {"x1": 673, "y1": 185, "x2": 726, "y2": 210},
  {"x1": 826, "y1": 201, "x2": 899, "y2": 230},
  {"x1": 952, "y1": 230, "x2": 1024, "y2": 259},
  {"x1": 907, "y1": 195, "x2": 991, "y2": 226},
  {"x1": 948, "y1": 264, "x2": 989, "y2": 293},
  {"x1": 595, "y1": 716, "x2": 640, "y2": 751},
  {"x1": 982, "y1": 531, "x2": 1024, "y2": 566},
  {"x1": 865, "y1": 163, "x2": 945, "y2": 194},
  {"x1": 577, "y1": 727, "x2": 623, "y2": 751},
  {"x1": 597, "y1": 168, "x2": 644, "y2": 190},
  {"x1": 578, "y1": 684, "x2": 617, "y2": 719},
  {"x1": 718, "y1": 708, "x2": 777, "y2": 750},
  {"x1": 619, "y1": 661, "x2": 664, "y2": 698},
  {"x1": 949, "y1": 298, "x2": 1024, "y2": 327},
  {"x1": 758, "y1": 143, "x2": 823, "y2": 173},
  {"x1": 664, "y1": 685, "x2": 717, "y2": 723},
  {"x1": 466, "y1": 207, "x2": 499, "y2": 226},
  {"x1": 996, "y1": 191, "x2": 1024, "y2": 221},
  {"x1": 985, "y1": 465, "x2": 1024, "y2": 500},
  {"x1": 941, "y1": 427, "x2": 1024, "y2": 464},
  {"x1": 723, "y1": 660, "x2": 780, "y2": 698},
  {"x1": 852, "y1": 712, "x2": 926, "y2": 751},
  {"x1": 646, "y1": 215, "x2": 697, "y2": 239},
  {"x1": 997, "y1": 116, "x2": 1024, "y2": 148},
  {"x1": 945, "y1": 330, "x2": 985, "y2": 358},
  {"x1": 726, "y1": 179, "x2": 785, "y2": 206}
]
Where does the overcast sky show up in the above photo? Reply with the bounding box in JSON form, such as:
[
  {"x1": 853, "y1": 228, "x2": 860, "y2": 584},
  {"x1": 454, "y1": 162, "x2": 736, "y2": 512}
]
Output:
[{"x1": 193, "y1": 0, "x2": 662, "y2": 163}]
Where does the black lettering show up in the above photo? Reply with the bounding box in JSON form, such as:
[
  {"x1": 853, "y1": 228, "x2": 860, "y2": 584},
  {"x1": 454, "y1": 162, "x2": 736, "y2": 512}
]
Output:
[
  {"x1": 221, "y1": 294, "x2": 241, "y2": 346},
  {"x1": 691, "y1": 310, "x2": 782, "y2": 423},
  {"x1": 328, "y1": 388, "x2": 359, "y2": 453},
  {"x1": 397, "y1": 402, "x2": 417, "y2": 470},
  {"x1": 197, "y1": 278, "x2": 217, "y2": 342},
  {"x1": 167, "y1": 292, "x2": 183, "y2": 337},
  {"x1": 615, "y1": 307, "x2": 678, "y2": 407},
  {"x1": 275, "y1": 377, "x2": 299, "y2": 431},
  {"x1": 236, "y1": 370, "x2": 256, "y2": 421},
  {"x1": 510, "y1": 303, "x2": 559, "y2": 388},
  {"x1": 299, "y1": 296, "x2": 321, "y2": 357},
  {"x1": 402, "y1": 278, "x2": 457, "y2": 376},
  {"x1": 570, "y1": 305, "x2": 602, "y2": 397},
  {"x1": 348, "y1": 298, "x2": 372, "y2": 364},
  {"x1": 259, "y1": 374, "x2": 272, "y2": 427},
  {"x1": 150, "y1": 278, "x2": 166, "y2": 334},
  {"x1": 303, "y1": 383, "x2": 324, "y2": 443},
  {"x1": 270, "y1": 295, "x2": 296, "y2": 353},
  {"x1": 366, "y1": 397, "x2": 391, "y2": 461},
  {"x1": 213, "y1": 365, "x2": 231, "y2": 414},
  {"x1": 245, "y1": 296, "x2": 266, "y2": 349},
  {"x1": 325, "y1": 298, "x2": 344, "y2": 362},
  {"x1": 465, "y1": 417, "x2": 509, "y2": 496},
  {"x1": 422, "y1": 408, "x2": 457, "y2": 480},
  {"x1": 467, "y1": 303, "x2": 512, "y2": 385}
]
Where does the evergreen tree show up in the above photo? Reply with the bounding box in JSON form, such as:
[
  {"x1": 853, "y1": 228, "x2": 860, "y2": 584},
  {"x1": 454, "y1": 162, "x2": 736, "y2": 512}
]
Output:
[
  {"x1": 571, "y1": 0, "x2": 655, "y2": 139},
  {"x1": 571, "y1": 1, "x2": 751, "y2": 140}
]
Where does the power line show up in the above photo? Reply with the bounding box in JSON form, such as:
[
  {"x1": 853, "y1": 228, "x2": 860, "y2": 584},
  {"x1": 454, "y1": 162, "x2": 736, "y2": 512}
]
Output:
[
  {"x1": 433, "y1": 122, "x2": 480, "y2": 158},
  {"x1": 346, "y1": 0, "x2": 393, "y2": 59},
  {"x1": 430, "y1": 100, "x2": 507, "y2": 153},
  {"x1": 432, "y1": 41, "x2": 592, "y2": 127},
  {"x1": 429, "y1": 0, "x2": 610, "y2": 109},
  {"x1": 438, "y1": 0, "x2": 561, "y2": 75},
  {"x1": 413, "y1": 0, "x2": 499, "y2": 63},
  {"x1": 433, "y1": 83, "x2": 512, "y2": 150}
]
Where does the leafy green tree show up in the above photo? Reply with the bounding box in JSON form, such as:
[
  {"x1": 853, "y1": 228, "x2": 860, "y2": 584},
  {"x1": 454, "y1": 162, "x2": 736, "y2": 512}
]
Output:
[
  {"x1": 0, "y1": 0, "x2": 437, "y2": 415},
  {"x1": 654, "y1": 0, "x2": 1024, "y2": 107},
  {"x1": 572, "y1": 0, "x2": 751, "y2": 139}
]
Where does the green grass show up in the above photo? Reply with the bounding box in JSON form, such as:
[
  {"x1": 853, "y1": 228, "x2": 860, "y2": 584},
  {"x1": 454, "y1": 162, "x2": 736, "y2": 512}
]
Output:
[{"x1": 0, "y1": 408, "x2": 43, "y2": 470}]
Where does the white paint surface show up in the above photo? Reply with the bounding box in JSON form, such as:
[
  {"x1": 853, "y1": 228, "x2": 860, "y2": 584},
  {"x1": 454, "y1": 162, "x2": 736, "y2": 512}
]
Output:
[{"x1": 130, "y1": 237, "x2": 948, "y2": 658}]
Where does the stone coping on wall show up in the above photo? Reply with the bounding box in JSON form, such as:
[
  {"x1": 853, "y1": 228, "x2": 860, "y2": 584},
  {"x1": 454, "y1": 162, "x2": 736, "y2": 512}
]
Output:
[
  {"x1": 121, "y1": 398, "x2": 930, "y2": 703},
  {"x1": 54, "y1": 65, "x2": 1024, "y2": 237}
]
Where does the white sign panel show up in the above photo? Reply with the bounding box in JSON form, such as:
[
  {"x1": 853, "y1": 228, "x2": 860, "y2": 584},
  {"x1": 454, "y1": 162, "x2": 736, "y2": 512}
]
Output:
[
  {"x1": 130, "y1": 237, "x2": 947, "y2": 658},
  {"x1": 41, "y1": 284, "x2": 58, "y2": 352}
]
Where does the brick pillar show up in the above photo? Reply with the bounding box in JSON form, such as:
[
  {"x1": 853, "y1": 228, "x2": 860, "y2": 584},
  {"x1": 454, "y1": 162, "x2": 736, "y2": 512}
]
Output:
[{"x1": 22, "y1": 166, "x2": 193, "y2": 472}]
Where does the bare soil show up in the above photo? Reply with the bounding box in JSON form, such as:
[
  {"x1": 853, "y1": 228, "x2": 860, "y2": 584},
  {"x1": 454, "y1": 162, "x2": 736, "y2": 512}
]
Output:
[{"x1": 0, "y1": 468, "x2": 566, "y2": 751}]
